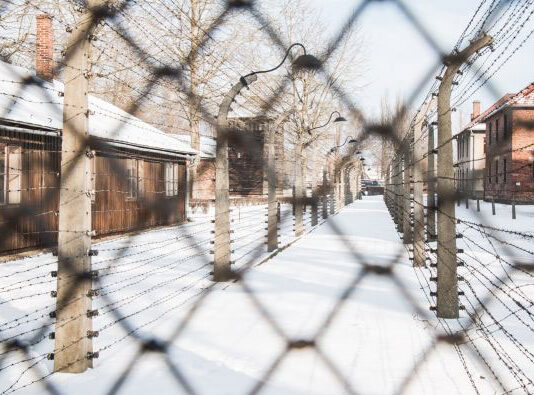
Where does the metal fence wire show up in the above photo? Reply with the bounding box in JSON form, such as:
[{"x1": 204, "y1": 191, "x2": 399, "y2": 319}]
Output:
[{"x1": 0, "y1": 0, "x2": 534, "y2": 393}]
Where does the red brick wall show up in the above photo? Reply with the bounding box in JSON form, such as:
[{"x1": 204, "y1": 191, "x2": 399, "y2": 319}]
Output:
[
  {"x1": 36, "y1": 15, "x2": 53, "y2": 81},
  {"x1": 485, "y1": 108, "x2": 534, "y2": 202},
  {"x1": 192, "y1": 158, "x2": 215, "y2": 200},
  {"x1": 511, "y1": 109, "x2": 534, "y2": 201}
]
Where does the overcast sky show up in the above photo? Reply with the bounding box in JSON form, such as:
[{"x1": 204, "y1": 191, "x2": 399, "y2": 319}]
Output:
[{"x1": 305, "y1": 0, "x2": 534, "y2": 131}]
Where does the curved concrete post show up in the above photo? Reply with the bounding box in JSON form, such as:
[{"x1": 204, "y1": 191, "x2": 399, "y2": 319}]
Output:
[{"x1": 214, "y1": 74, "x2": 258, "y2": 281}]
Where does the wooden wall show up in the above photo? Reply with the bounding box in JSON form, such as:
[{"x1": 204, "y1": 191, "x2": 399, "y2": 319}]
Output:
[
  {"x1": 92, "y1": 155, "x2": 186, "y2": 237},
  {"x1": 0, "y1": 131, "x2": 59, "y2": 253},
  {"x1": 0, "y1": 130, "x2": 187, "y2": 255}
]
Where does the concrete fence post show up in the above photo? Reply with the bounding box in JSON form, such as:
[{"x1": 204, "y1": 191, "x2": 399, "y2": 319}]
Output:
[
  {"x1": 413, "y1": 102, "x2": 433, "y2": 267},
  {"x1": 403, "y1": 142, "x2": 413, "y2": 244},
  {"x1": 436, "y1": 34, "x2": 492, "y2": 319},
  {"x1": 294, "y1": 135, "x2": 304, "y2": 237},
  {"x1": 395, "y1": 156, "x2": 402, "y2": 229},
  {"x1": 427, "y1": 122, "x2": 437, "y2": 241},
  {"x1": 55, "y1": 1, "x2": 104, "y2": 373},
  {"x1": 214, "y1": 75, "x2": 257, "y2": 281},
  {"x1": 322, "y1": 167, "x2": 328, "y2": 219},
  {"x1": 267, "y1": 125, "x2": 278, "y2": 252}
]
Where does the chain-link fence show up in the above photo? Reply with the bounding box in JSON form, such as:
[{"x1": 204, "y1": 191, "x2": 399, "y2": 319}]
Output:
[{"x1": 1, "y1": 0, "x2": 534, "y2": 393}]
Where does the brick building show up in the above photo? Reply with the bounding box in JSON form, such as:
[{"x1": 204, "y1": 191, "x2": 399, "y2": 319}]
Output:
[
  {"x1": 483, "y1": 83, "x2": 534, "y2": 203},
  {"x1": 227, "y1": 116, "x2": 285, "y2": 197},
  {"x1": 184, "y1": 116, "x2": 286, "y2": 206}
]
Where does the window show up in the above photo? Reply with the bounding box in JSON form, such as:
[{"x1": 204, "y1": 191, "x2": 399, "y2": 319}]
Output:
[
  {"x1": 0, "y1": 148, "x2": 4, "y2": 204},
  {"x1": 488, "y1": 162, "x2": 492, "y2": 184},
  {"x1": 0, "y1": 146, "x2": 21, "y2": 205},
  {"x1": 126, "y1": 158, "x2": 138, "y2": 200},
  {"x1": 504, "y1": 115, "x2": 508, "y2": 138},
  {"x1": 165, "y1": 162, "x2": 179, "y2": 197},
  {"x1": 495, "y1": 159, "x2": 499, "y2": 184},
  {"x1": 466, "y1": 137, "x2": 469, "y2": 158},
  {"x1": 495, "y1": 119, "x2": 499, "y2": 142},
  {"x1": 503, "y1": 159, "x2": 507, "y2": 183},
  {"x1": 466, "y1": 169, "x2": 469, "y2": 189},
  {"x1": 90, "y1": 157, "x2": 96, "y2": 202},
  {"x1": 489, "y1": 123, "x2": 492, "y2": 145}
]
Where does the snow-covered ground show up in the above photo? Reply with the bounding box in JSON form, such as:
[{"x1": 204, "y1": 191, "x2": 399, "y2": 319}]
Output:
[
  {"x1": 418, "y1": 198, "x2": 534, "y2": 393},
  {"x1": 0, "y1": 196, "x2": 532, "y2": 394}
]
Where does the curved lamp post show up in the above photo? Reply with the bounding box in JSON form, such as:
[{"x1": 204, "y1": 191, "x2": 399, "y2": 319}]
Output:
[
  {"x1": 214, "y1": 43, "x2": 318, "y2": 281},
  {"x1": 328, "y1": 136, "x2": 358, "y2": 154},
  {"x1": 307, "y1": 111, "x2": 347, "y2": 135},
  {"x1": 240, "y1": 43, "x2": 320, "y2": 87}
]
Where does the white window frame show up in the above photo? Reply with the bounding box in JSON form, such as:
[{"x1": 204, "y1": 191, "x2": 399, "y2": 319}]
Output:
[
  {"x1": 165, "y1": 162, "x2": 180, "y2": 197},
  {"x1": 90, "y1": 156, "x2": 96, "y2": 202},
  {"x1": 126, "y1": 158, "x2": 138, "y2": 200},
  {"x1": 0, "y1": 145, "x2": 21, "y2": 205}
]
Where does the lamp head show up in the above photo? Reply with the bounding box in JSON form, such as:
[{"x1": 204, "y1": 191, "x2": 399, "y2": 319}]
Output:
[
  {"x1": 348, "y1": 139, "x2": 357, "y2": 144},
  {"x1": 333, "y1": 116, "x2": 347, "y2": 123},
  {"x1": 293, "y1": 54, "x2": 322, "y2": 71}
]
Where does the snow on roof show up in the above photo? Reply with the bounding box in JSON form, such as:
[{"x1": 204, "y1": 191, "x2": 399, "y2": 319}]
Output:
[
  {"x1": 508, "y1": 82, "x2": 534, "y2": 106},
  {"x1": 479, "y1": 82, "x2": 534, "y2": 120},
  {"x1": 175, "y1": 134, "x2": 216, "y2": 158},
  {"x1": 457, "y1": 94, "x2": 514, "y2": 135},
  {"x1": 0, "y1": 61, "x2": 197, "y2": 156}
]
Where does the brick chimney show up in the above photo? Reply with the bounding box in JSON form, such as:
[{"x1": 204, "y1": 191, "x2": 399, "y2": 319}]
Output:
[
  {"x1": 36, "y1": 15, "x2": 54, "y2": 81},
  {"x1": 471, "y1": 100, "x2": 481, "y2": 121}
]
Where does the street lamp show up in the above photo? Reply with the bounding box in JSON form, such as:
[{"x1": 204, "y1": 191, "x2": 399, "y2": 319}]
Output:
[
  {"x1": 307, "y1": 111, "x2": 347, "y2": 135},
  {"x1": 214, "y1": 43, "x2": 320, "y2": 281},
  {"x1": 328, "y1": 136, "x2": 358, "y2": 154},
  {"x1": 240, "y1": 43, "x2": 320, "y2": 87}
]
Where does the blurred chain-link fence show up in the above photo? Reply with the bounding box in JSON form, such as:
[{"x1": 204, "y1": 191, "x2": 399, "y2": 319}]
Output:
[{"x1": 0, "y1": 0, "x2": 534, "y2": 393}]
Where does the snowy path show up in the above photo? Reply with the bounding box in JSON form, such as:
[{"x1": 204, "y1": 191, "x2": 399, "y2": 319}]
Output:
[{"x1": 1, "y1": 197, "x2": 500, "y2": 394}]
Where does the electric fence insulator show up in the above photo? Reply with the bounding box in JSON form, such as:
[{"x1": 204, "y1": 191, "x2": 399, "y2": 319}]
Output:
[{"x1": 87, "y1": 351, "x2": 100, "y2": 360}]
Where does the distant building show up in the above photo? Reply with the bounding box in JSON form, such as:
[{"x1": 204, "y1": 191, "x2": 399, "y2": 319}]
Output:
[
  {"x1": 227, "y1": 116, "x2": 285, "y2": 198},
  {"x1": 455, "y1": 101, "x2": 486, "y2": 198},
  {"x1": 483, "y1": 83, "x2": 534, "y2": 203}
]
